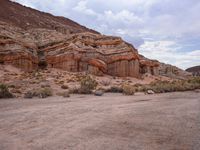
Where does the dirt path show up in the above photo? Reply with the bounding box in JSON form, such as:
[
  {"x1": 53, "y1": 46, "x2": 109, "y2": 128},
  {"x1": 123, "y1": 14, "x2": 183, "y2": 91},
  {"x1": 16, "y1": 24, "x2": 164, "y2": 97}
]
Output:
[{"x1": 0, "y1": 92, "x2": 200, "y2": 150}]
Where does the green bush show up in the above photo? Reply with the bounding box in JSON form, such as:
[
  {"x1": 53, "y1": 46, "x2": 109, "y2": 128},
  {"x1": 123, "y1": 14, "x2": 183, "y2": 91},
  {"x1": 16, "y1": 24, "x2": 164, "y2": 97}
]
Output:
[{"x1": 0, "y1": 83, "x2": 14, "y2": 98}]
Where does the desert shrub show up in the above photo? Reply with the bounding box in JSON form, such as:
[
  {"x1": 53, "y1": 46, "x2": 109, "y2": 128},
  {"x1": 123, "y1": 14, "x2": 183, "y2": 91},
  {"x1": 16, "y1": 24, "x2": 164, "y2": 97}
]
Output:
[
  {"x1": 79, "y1": 76, "x2": 98, "y2": 94},
  {"x1": 24, "y1": 91, "x2": 34, "y2": 98},
  {"x1": 57, "y1": 91, "x2": 70, "y2": 98},
  {"x1": 69, "y1": 87, "x2": 79, "y2": 94},
  {"x1": 59, "y1": 80, "x2": 64, "y2": 84},
  {"x1": 0, "y1": 83, "x2": 14, "y2": 98},
  {"x1": 24, "y1": 87, "x2": 53, "y2": 99},
  {"x1": 37, "y1": 87, "x2": 53, "y2": 98},
  {"x1": 187, "y1": 77, "x2": 200, "y2": 85},
  {"x1": 105, "y1": 86, "x2": 123, "y2": 93},
  {"x1": 61, "y1": 84, "x2": 69, "y2": 89},
  {"x1": 100, "y1": 79, "x2": 111, "y2": 86},
  {"x1": 40, "y1": 83, "x2": 51, "y2": 88},
  {"x1": 140, "y1": 77, "x2": 200, "y2": 94},
  {"x1": 134, "y1": 83, "x2": 143, "y2": 87},
  {"x1": 122, "y1": 84, "x2": 135, "y2": 95}
]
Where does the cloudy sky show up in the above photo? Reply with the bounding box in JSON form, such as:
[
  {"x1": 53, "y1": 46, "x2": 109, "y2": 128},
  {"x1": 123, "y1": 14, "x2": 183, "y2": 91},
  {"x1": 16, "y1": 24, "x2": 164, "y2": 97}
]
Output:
[{"x1": 14, "y1": 0, "x2": 200, "y2": 69}]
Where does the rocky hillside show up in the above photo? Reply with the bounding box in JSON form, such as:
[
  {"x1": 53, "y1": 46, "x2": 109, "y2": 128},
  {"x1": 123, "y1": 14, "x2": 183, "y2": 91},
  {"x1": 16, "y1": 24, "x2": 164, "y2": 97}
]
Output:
[
  {"x1": 0, "y1": 0, "x2": 98, "y2": 34},
  {"x1": 186, "y1": 66, "x2": 200, "y2": 76},
  {"x1": 0, "y1": 0, "x2": 190, "y2": 79}
]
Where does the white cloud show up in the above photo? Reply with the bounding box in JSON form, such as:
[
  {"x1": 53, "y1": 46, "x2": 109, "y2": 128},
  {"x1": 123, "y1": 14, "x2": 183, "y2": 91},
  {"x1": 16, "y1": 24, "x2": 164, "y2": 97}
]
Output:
[
  {"x1": 100, "y1": 10, "x2": 143, "y2": 25},
  {"x1": 73, "y1": 1, "x2": 97, "y2": 16},
  {"x1": 139, "y1": 41, "x2": 200, "y2": 69}
]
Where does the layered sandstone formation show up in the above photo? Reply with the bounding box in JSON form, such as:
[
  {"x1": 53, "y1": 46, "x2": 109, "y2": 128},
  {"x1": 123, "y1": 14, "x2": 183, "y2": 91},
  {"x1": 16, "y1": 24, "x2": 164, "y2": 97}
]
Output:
[
  {"x1": 0, "y1": 22, "x2": 38, "y2": 71},
  {"x1": 139, "y1": 55, "x2": 160, "y2": 76},
  {"x1": 44, "y1": 33, "x2": 142, "y2": 77},
  {"x1": 158, "y1": 63, "x2": 192, "y2": 79},
  {"x1": 0, "y1": 0, "x2": 190, "y2": 79}
]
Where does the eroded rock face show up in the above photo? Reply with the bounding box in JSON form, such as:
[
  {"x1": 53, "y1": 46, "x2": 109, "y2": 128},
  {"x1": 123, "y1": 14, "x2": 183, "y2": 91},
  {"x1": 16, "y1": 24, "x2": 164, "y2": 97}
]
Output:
[
  {"x1": 0, "y1": 22, "x2": 38, "y2": 71},
  {"x1": 0, "y1": 0, "x2": 190, "y2": 78},
  {"x1": 0, "y1": 22, "x2": 154, "y2": 77},
  {"x1": 139, "y1": 55, "x2": 159, "y2": 76},
  {"x1": 0, "y1": 0, "x2": 98, "y2": 34},
  {"x1": 43, "y1": 33, "x2": 142, "y2": 77},
  {"x1": 158, "y1": 63, "x2": 192, "y2": 79}
]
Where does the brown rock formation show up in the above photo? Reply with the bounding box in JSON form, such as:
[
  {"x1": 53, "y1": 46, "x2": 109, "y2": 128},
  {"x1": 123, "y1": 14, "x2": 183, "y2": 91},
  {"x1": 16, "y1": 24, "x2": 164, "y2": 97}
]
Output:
[
  {"x1": 0, "y1": 23, "x2": 38, "y2": 71},
  {"x1": 139, "y1": 55, "x2": 160, "y2": 76},
  {"x1": 0, "y1": 0, "x2": 98, "y2": 34},
  {"x1": 186, "y1": 66, "x2": 200, "y2": 76},
  {"x1": 0, "y1": 0, "x2": 190, "y2": 78},
  {"x1": 43, "y1": 33, "x2": 141, "y2": 77},
  {"x1": 158, "y1": 63, "x2": 192, "y2": 79}
]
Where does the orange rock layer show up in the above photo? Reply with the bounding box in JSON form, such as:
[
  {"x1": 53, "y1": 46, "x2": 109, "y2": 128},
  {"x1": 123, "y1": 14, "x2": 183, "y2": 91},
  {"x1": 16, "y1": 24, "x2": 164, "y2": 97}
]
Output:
[{"x1": 0, "y1": 26, "x2": 160, "y2": 77}]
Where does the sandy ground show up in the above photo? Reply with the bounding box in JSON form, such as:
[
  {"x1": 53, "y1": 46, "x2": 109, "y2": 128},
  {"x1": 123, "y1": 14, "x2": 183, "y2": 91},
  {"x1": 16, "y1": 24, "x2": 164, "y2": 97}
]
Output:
[{"x1": 0, "y1": 92, "x2": 200, "y2": 150}]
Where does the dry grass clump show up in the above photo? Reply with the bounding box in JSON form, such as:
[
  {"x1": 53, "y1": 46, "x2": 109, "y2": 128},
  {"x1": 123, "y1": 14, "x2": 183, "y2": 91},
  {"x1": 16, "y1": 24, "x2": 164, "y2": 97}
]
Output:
[
  {"x1": 69, "y1": 87, "x2": 79, "y2": 94},
  {"x1": 0, "y1": 83, "x2": 14, "y2": 98},
  {"x1": 100, "y1": 79, "x2": 111, "y2": 86},
  {"x1": 57, "y1": 91, "x2": 70, "y2": 98},
  {"x1": 122, "y1": 84, "x2": 135, "y2": 95},
  {"x1": 61, "y1": 84, "x2": 69, "y2": 89},
  {"x1": 39, "y1": 88, "x2": 53, "y2": 98},
  {"x1": 24, "y1": 87, "x2": 53, "y2": 98},
  {"x1": 105, "y1": 84, "x2": 135, "y2": 95},
  {"x1": 70, "y1": 75, "x2": 98, "y2": 94},
  {"x1": 79, "y1": 75, "x2": 98, "y2": 94},
  {"x1": 105, "y1": 86, "x2": 123, "y2": 93},
  {"x1": 136, "y1": 77, "x2": 200, "y2": 93}
]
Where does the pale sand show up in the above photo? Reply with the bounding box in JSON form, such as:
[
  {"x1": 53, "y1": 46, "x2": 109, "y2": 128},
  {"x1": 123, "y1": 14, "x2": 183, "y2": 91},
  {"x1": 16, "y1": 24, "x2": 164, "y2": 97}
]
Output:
[{"x1": 0, "y1": 92, "x2": 200, "y2": 150}]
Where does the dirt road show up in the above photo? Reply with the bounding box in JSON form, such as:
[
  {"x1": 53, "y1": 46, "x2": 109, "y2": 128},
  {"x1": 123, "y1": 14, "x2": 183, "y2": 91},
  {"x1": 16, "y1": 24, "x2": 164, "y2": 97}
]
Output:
[{"x1": 0, "y1": 92, "x2": 200, "y2": 150}]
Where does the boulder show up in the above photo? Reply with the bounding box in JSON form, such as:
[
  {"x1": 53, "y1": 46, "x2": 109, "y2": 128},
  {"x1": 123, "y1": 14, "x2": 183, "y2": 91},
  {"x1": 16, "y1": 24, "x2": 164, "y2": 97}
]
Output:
[
  {"x1": 147, "y1": 90, "x2": 155, "y2": 95},
  {"x1": 94, "y1": 90, "x2": 104, "y2": 96}
]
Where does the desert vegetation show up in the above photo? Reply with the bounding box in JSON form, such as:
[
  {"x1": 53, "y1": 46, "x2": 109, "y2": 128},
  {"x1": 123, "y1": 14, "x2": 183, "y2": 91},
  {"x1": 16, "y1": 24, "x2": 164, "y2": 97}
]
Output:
[
  {"x1": 24, "y1": 87, "x2": 53, "y2": 98},
  {"x1": 122, "y1": 84, "x2": 135, "y2": 95},
  {"x1": 104, "y1": 77, "x2": 200, "y2": 94},
  {"x1": 1, "y1": 71, "x2": 200, "y2": 99},
  {"x1": 0, "y1": 83, "x2": 13, "y2": 98},
  {"x1": 73, "y1": 75, "x2": 98, "y2": 94},
  {"x1": 138, "y1": 77, "x2": 200, "y2": 93}
]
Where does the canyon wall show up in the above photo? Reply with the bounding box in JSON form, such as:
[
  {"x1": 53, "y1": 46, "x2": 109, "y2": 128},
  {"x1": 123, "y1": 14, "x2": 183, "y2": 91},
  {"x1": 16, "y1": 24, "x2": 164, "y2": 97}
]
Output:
[{"x1": 0, "y1": 0, "x2": 190, "y2": 79}]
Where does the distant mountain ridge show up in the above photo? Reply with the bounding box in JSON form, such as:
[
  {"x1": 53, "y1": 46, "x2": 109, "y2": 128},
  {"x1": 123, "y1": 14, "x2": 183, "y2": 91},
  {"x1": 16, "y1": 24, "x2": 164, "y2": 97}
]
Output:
[{"x1": 186, "y1": 66, "x2": 200, "y2": 76}]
